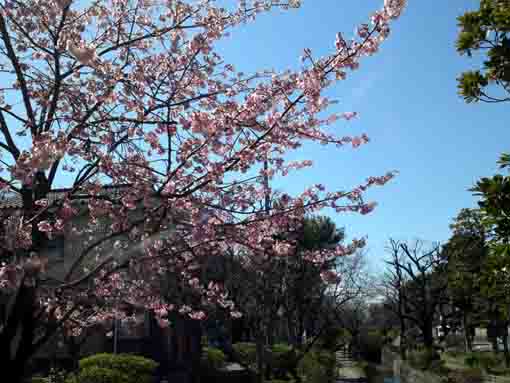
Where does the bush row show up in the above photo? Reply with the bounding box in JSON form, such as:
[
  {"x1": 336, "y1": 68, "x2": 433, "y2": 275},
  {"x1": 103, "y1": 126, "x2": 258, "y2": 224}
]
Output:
[
  {"x1": 232, "y1": 342, "x2": 336, "y2": 383},
  {"x1": 30, "y1": 353, "x2": 158, "y2": 383}
]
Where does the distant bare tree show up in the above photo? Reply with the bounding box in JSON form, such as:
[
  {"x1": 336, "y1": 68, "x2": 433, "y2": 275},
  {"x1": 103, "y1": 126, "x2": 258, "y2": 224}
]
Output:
[{"x1": 383, "y1": 239, "x2": 447, "y2": 354}]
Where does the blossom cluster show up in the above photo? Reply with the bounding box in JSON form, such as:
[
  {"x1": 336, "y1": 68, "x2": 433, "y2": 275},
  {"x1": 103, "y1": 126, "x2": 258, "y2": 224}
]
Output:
[{"x1": 0, "y1": 0, "x2": 405, "y2": 335}]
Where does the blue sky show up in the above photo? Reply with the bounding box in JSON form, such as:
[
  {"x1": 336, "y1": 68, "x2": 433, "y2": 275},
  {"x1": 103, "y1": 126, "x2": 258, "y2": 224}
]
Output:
[
  {"x1": 216, "y1": 0, "x2": 509, "y2": 274},
  {"x1": 2, "y1": 1, "x2": 505, "y2": 276}
]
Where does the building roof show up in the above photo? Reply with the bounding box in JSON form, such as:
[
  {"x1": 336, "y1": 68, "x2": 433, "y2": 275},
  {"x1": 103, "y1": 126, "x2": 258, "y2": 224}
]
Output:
[{"x1": 0, "y1": 184, "x2": 130, "y2": 210}]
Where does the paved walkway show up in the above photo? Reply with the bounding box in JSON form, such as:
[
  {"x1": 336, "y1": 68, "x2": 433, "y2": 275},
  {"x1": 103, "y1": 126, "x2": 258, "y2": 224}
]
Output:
[{"x1": 336, "y1": 349, "x2": 367, "y2": 382}]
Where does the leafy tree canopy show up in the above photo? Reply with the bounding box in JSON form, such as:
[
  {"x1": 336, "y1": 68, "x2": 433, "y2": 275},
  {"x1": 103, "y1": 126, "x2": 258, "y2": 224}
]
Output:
[{"x1": 456, "y1": 0, "x2": 510, "y2": 103}]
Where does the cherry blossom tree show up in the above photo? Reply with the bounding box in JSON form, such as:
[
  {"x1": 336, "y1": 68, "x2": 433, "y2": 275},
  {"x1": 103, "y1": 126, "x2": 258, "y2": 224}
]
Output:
[
  {"x1": 0, "y1": 0, "x2": 406, "y2": 379},
  {"x1": 217, "y1": 215, "x2": 367, "y2": 381}
]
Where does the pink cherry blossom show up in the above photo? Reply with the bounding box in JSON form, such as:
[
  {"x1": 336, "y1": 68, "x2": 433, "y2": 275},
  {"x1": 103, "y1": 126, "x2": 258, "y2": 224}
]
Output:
[
  {"x1": 0, "y1": 0, "x2": 406, "y2": 372},
  {"x1": 320, "y1": 270, "x2": 341, "y2": 284},
  {"x1": 67, "y1": 41, "x2": 98, "y2": 67},
  {"x1": 37, "y1": 221, "x2": 52, "y2": 233},
  {"x1": 157, "y1": 318, "x2": 169, "y2": 329},
  {"x1": 341, "y1": 112, "x2": 358, "y2": 120}
]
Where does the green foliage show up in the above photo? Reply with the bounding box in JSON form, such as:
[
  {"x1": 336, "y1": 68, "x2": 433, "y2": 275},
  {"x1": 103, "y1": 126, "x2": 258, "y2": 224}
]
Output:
[
  {"x1": 269, "y1": 343, "x2": 293, "y2": 368},
  {"x1": 456, "y1": 0, "x2": 510, "y2": 103},
  {"x1": 444, "y1": 209, "x2": 486, "y2": 289},
  {"x1": 498, "y1": 153, "x2": 510, "y2": 170},
  {"x1": 464, "y1": 352, "x2": 503, "y2": 372},
  {"x1": 268, "y1": 344, "x2": 297, "y2": 380},
  {"x1": 407, "y1": 348, "x2": 440, "y2": 370},
  {"x1": 464, "y1": 354, "x2": 480, "y2": 369},
  {"x1": 442, "y1": 209, "x2": 488, "y2": 343},
  {"x1": 300, "y1": 216, "x2": 344, "y2": 251},
  {"x1": 47, "y1": 368, "x2": 68, "y2": 383},
  {"x1": 474, "y1": 174, "x2": 510, "y2": 242},
  {"x1": 77, "y1": 353, "x2": 157, "y2": 383},
  {"x1": 297, "y1": 349, "x2": 336, "y2": 383},
  {"x1": 74, "y1": 366, "x2": 128, "y2": 383},
  {"x1": 471, "y1": 155, "x2": 510, "y2": 308},
  {"x1": 30, "y1": 368, "x2": 73, "y2": 383},
  {"x1": 201, "y1": 347, "x2": 227, "y2": 370},
  {"x1": 271, "y1": 343, "x2": 293, "y2": 356},
  {"x1": 445, "y1": 350, "x2": 463, "y2": 358},
  {"x1": 233, "y1": 342, "x2": 258, "y2": 368}
]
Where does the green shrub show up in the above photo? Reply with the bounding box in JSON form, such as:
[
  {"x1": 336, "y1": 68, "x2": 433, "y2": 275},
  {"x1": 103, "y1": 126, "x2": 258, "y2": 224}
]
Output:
[
  {"x1": 48, "y1": 367, "x2": 68, "y2": 383},
  {"x1": 77, "y1": 353, "x2": 157, "y2": 383},
  {"x1": 233, "y1": 342, "x2": 257, "y2": 368},
  {"x1": 464, "y1": 352, "x2": 501, "y2": 372},
  {"x1": 464, "y1": 354, "x2": 478, "y2": 369},
  {"x1": 408, "y1": 348, "x2": 440, "y2": 370},
  {"x1": 201, "y1": 347, "x2": 227, "y2": 370},
  {"x1": 75, "y1": 366, "x2": 128, "y2": 383},
  {"x1": 29, "y1": 368, "x2": 70, "y2": 383},
  {"x1": 268, "y1": 344, "x2": 297, "y2": 379},
  {"x1": 269, "y1": 344, "x2": 293, "y2": 367},
  {"x1": 297, "y1": 350, "x2": 336, "y2": 383},
  {"x1": 445, "y1": 350, "x2": 463, "y2": 358},
  {"x1": 271, "y1": 343, "x2": 293, "y2": 356}
]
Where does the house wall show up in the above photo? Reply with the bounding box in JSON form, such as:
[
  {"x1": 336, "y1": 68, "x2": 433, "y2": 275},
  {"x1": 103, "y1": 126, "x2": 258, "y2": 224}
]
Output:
[{"x1": 1, "y1": 194, "x2": 190, "y2": 371}]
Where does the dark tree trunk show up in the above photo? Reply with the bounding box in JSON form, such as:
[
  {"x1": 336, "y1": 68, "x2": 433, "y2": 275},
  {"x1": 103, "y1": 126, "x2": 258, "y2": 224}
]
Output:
[
  {"x1": 296, "y1": 315, "x2": 305, "y2": 348},
  {"x1": 398, "y1": 296, "x2": 406, "y2": 360},
  {"x1": 422, "y1": 317, "x2": 436, "y2": 353},
  {"x1": 255, "y1": 327, "x2": 266, "y2": 383},
  {"x1": 0, "y1": 283, "x2": 38, "y2": 383},
  {"x1": 0, "y1": 172, "x2": 51, "y2": 383},
  {"x1": 462, "y1": 311, "x2": 473, "y2": 353},
  {"x1": 503, "y1": 328, "x2": 510, "y2": 368},
  {"x1": 491, "y1": 336, "x2": 500, "y2": 354}
]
